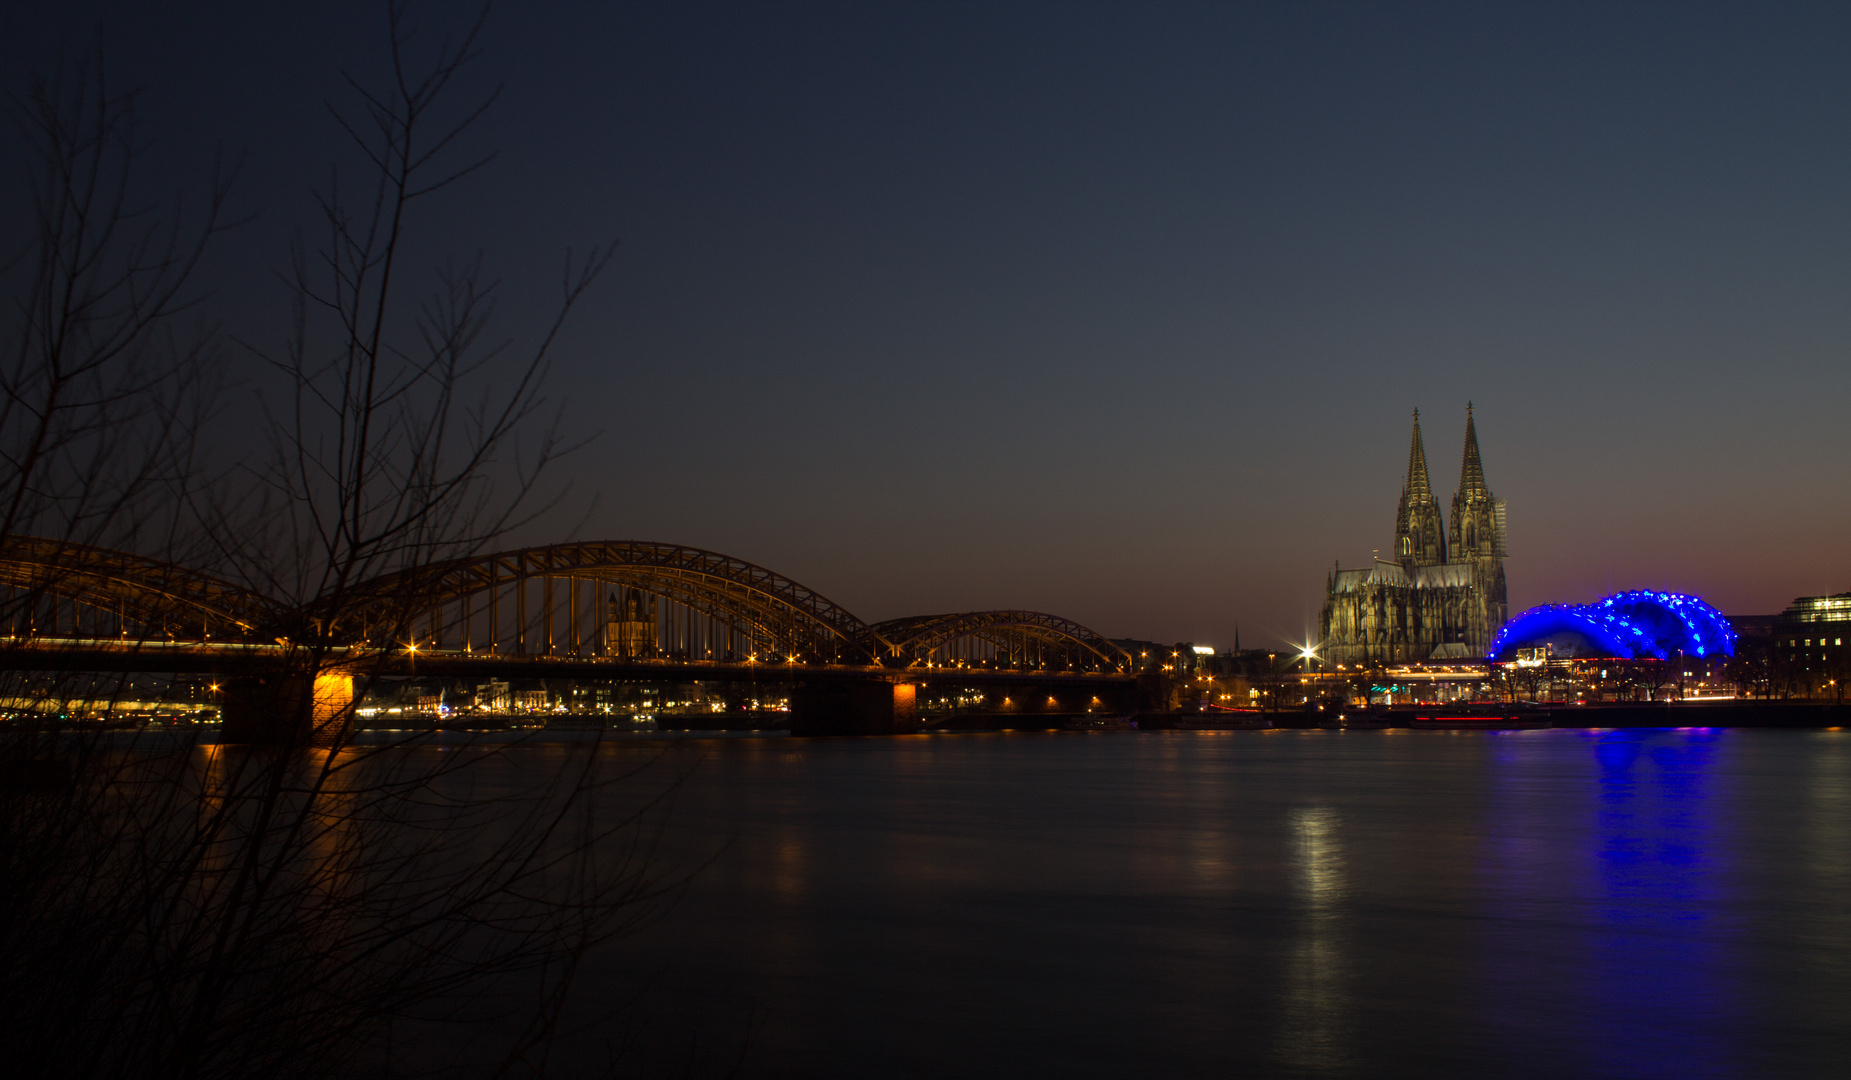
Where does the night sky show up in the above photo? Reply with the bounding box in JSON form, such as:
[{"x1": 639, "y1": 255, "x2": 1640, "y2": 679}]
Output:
[{"x1": 8, "y1": 1, "x2": 1851, "y2": 649}]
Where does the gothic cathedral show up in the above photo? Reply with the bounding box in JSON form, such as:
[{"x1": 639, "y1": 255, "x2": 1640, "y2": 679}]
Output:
[{"x1": 1319, "y1": 406, "x2": 1508, "y2": 664}]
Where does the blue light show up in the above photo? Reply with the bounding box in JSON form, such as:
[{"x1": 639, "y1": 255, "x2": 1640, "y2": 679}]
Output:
[{"x1": 1491, "y1": 590, "x2": 1736, "y2": 660}]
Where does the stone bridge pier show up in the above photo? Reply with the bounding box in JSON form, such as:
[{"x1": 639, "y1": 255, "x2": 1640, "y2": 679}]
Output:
[
  {"x1": 787, "y1": 679, "x2": 919, "y2": 736},
  {"x1": 219, "y1": 666, "x2": 355, "y2": 747}
]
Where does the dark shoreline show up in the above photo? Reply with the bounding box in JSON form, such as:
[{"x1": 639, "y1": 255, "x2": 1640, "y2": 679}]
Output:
[{"x1": 1520, "y1": 701, "x2": 1851, "y2": 728}]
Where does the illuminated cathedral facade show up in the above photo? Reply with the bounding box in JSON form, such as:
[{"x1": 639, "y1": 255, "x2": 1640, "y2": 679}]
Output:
[{"x1": 1319, "y1": 406, "x2": 1508, "y2": 665}]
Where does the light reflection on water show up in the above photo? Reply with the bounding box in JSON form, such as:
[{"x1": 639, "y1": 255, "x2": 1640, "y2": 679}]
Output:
[
  {"x1": 1278, "y1": 806, "x2": 1349, "y2": 1074},
  {"x1": 540, "y1": 730, "x2": 1851, "y2": 1078},
  {"x1": 1586, "y1": 731, "x2": 1728, "y2": 1078}
]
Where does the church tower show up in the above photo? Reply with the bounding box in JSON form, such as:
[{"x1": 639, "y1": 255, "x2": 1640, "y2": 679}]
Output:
[
  {"x1": 1447, "y1": 403, "x2": 1508, "y2": 650},
  {"x1": 1393, "y1": 410, "x2": 1446, "y2": 570},
  {"x1": 606, "y1": 589, "x2": 658, "y2": 658}
]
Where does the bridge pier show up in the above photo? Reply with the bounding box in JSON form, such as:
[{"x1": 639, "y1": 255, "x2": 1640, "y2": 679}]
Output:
[
  {"x1": 787, "y1": 680, "x2": 918, "y2": 736},
  {"x1": 219, "y1": 667, "x2": 354, "y2": 748}
]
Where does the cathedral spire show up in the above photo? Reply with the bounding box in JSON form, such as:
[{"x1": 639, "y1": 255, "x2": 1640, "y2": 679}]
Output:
[
  {"x1": 1404, "y1": 408, "x2": 1434, "y2": 502},
  {"x1": 1394, "y1": 409, "x2": 1445, "y2": 567},
  {"x1": 1449, "y1": 401, "x2": 1506, "y2": 565},
  {"x1": 1458, "y1": 401, "x2": 1488, "y2": 498}
]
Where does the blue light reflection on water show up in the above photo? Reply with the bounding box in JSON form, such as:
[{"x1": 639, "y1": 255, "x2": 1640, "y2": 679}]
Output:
[
  {"x1": 1470, "y1": 728, "x2": 1851, "y2": 1080},
  {"x1": 1584, "y1": 729, "x2": 1729, "y2": 1079}
]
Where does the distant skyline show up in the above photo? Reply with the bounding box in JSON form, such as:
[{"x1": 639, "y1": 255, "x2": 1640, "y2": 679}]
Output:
[{"x1": 7, "y1": 1, "x2": 1851, "y2": 648}]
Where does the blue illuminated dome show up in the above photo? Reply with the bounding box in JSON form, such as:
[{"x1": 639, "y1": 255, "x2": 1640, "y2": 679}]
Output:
[{"x1": 1491, "y1": 591, "x2": 1736, "y2": 660}]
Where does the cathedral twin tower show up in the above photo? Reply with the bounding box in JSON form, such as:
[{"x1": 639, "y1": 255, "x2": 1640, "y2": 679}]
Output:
[{"x1": 1319, "y1": 405, "x2": 1508, "y2": 665}]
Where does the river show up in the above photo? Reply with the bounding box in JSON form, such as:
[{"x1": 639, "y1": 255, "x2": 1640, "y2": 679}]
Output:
[{"x1": 546, "y1": 728, "x2": 1851, "y2": 1078}]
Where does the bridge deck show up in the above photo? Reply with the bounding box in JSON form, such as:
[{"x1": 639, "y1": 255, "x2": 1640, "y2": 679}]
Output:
[{"x1": 0, "y1": 640, "x2": 1136, "y2": 685}]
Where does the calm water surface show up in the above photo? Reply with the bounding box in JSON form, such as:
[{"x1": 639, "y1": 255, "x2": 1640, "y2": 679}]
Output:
[{"x1": 562, "y1": 729, "x2": 1851, "y2": 1078}]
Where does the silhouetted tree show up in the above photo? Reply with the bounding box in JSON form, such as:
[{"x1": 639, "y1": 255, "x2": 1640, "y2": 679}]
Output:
[{"x1": 0, "y1": 8, "x2": 685, "y2": 1079}]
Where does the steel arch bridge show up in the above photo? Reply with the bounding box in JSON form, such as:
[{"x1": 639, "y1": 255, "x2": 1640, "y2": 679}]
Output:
[
  {"x1": 0, "y1": 536, "x2": 277, "y2": 641},
  {"x1": 0, "y1": 537, "x2": 1135, "y2": 680},
  {"x1": 872, "y1": 611, "x2": 1130, "y2": 673},
  {"x1": 327, "y1": 540, "x2": 887, "y2": 666}
]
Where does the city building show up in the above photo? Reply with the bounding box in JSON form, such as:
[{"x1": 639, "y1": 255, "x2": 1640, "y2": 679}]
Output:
[
  {"x1": 1319, "y1": 406, "x2": 1508, "y2": 664},
  {"x1": 1772, "y1": 593, "x2": 1851, "y2": 696},
  {"x1": 1773, "y1": 593, "x2": 1851, "y2": 653},
  {"x1": 510, "y1": 684, "x2": 551, "y2": 713}
]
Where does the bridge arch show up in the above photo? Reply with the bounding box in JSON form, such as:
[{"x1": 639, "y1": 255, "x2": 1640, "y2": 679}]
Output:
[
  {"x1": 331, "y1": 541, "x2": 885, "y2": 665},
  {"x1": 871, "y1": 610, "x2": 1130, "y2": 673},
  {"x1": 0, "y1": 539, "x2": 1145, "y2": 677},
  {"x1": 0, "y1": 536, "x2": 275, "y2": 640}
]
